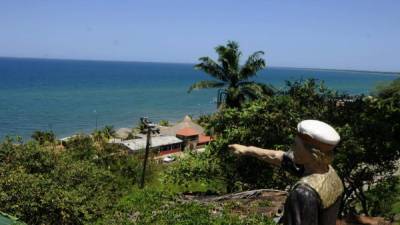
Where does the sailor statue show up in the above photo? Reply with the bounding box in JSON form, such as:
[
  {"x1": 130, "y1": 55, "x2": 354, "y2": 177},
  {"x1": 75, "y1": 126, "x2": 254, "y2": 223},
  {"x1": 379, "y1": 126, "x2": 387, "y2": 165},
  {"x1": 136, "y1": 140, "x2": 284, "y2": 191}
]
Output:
[{"x1": 229, "y1": 120, "x2": 343, "y2": 225}]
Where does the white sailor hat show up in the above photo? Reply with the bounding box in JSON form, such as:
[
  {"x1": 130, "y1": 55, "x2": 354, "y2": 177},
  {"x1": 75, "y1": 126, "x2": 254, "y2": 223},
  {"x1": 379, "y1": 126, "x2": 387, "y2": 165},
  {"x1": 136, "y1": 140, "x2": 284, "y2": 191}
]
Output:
[{"x1": 297, "y1": 120, "x2": 340, "y2": 152}]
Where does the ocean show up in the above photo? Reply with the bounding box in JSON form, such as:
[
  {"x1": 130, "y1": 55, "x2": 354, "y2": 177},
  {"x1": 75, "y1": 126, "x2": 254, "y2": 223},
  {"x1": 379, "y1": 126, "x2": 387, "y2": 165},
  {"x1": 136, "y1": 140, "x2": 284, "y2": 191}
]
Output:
[{"x1": 0, "y1": 57, "x2": 398, "y2": 140}]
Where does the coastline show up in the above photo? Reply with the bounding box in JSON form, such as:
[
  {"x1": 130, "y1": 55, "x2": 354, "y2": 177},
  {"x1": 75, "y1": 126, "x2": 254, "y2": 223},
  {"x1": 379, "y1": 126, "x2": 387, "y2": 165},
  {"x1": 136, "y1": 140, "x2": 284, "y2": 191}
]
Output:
[{"x1": 273, "y1": 66, "x2": 400, "y2": 76}]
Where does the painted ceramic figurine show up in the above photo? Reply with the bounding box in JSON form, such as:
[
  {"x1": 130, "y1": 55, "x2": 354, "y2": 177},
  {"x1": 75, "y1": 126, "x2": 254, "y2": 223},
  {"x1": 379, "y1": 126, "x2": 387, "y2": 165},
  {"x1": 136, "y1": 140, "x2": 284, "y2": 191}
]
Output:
[{"x1": 229, "y1": 120, "x2": 343, "y2": 225}]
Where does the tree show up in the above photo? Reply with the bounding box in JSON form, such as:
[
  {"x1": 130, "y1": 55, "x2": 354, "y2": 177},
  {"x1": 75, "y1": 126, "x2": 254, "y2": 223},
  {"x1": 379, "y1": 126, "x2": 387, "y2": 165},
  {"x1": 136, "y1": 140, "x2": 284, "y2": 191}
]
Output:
[
  {"x1": 31, "y1": 130, "x2": 56, "y2": 145},
  {"x1": 102, "y1": 125, "x2": 116, "y2": 139},
  {"x1": 66, "y1": 134, "x2": 98, "y2": 160},
  {"x1": 188, "y1": 41, "x2": 274, "y2": 108},
  {"x1": 137, "y1": 121, "x2": 147, "y2": 134},
  {"x1": 373, "y1": 77, "x2": 400, "y2": 99},
  {"x1": 91, "y1": 125, "x2": 116, "y2": 144},
  {"x1": 159, "y1": 120, "x2": 169, "y2": 126},
  {"x1": 92, "y1": 130, "x2": 106, "y2": 144},
  {"x1": 0, "y1": 135, "x2": 143, "y2": 225}
]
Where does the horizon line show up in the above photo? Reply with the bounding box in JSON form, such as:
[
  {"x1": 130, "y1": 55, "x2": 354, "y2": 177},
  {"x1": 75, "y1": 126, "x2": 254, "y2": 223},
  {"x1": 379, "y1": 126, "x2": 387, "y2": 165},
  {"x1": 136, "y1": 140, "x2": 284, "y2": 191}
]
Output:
[{"x1": 0, "y1": 55, "x2": 399, "y2": 75}]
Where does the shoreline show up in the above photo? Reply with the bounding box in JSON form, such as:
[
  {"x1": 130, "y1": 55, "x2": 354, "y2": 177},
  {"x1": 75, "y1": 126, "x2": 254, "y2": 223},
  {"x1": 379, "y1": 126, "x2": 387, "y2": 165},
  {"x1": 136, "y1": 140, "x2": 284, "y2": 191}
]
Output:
[{"x1": 0, "y1": 113, "x2": 209, "y2": 141}]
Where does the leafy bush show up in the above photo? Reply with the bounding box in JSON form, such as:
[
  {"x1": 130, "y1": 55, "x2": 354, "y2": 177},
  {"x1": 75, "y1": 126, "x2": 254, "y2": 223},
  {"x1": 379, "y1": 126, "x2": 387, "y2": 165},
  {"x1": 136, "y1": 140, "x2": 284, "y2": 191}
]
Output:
[{"x1": 0, "y1": 135, "x2": 143, "y2": 225}]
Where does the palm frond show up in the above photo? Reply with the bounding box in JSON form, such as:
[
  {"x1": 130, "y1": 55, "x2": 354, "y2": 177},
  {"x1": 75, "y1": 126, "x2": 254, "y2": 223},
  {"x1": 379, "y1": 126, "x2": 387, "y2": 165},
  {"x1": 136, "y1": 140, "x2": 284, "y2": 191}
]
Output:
[
  {"x1": 258, "y1": 83, "x2": 275, "y2": 96},
  {"x1": 187, "y1": 80, "x2": 225, "y2": 93},
  {"x1": 237, "y1": 81, "x2": 256, "y2": 86},
  {"x1": 239, "y1": 81, "x2": 275, "y2": 95},
  {"x1": 240, "y1": 51, "x2": 266, "y2": 80},
  {"x1": 194, "y1": 57, "x2": 227, "y2": 81},
  {"x1": 226, "y1": 40, "x2": 239, "y2": 50},
  {"x1": 240, "y1": 82, "x2": 274, "y2": 100},
  {"x1": 215, "y1": 41, "x2": 241, "y2": 83}
]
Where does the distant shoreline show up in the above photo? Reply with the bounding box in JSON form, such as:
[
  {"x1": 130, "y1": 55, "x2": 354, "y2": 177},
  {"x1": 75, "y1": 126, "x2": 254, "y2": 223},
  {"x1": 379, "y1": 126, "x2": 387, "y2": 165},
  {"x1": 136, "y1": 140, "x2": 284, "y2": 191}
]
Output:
[
  {"x1": 272, "y1": 66, "x2": 400, "y2": 76},
  {"x1": 0, "y1": 56, "x2": 399, "y2": 75}
]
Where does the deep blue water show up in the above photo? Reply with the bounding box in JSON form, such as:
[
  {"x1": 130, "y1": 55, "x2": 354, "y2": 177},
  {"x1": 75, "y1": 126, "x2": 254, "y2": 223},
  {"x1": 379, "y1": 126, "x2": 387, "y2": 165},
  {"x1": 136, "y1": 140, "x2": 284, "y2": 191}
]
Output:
[{"x1": 0, "y1": 57, "x2": 398, "y2": 139}]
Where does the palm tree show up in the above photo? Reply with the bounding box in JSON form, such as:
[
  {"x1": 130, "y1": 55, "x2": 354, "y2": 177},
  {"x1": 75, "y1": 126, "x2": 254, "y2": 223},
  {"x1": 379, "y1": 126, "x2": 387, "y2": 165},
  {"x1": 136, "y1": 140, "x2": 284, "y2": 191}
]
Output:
[
  {"x1": 91, "y1": 125, "x2": 115, "y2": 144},
  {"x1": 188, "y1": 41, "x2": 273, "y2": 108},
  {"x1": 31, "y1": 130, "x2": 55, "y2": 145},
  {"x1": 92, "y1": 130, "x2": 105, "y2": 143},
  {"x1": 102, "y1": 125, "x2": 116, "y2": 139}
]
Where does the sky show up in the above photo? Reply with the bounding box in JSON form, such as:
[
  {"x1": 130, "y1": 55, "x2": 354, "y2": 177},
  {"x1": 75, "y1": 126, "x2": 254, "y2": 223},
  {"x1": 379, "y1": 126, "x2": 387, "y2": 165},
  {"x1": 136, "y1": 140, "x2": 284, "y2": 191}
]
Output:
[{"x1": 0, "y1": 0, "x2": 399, "y2": 72}]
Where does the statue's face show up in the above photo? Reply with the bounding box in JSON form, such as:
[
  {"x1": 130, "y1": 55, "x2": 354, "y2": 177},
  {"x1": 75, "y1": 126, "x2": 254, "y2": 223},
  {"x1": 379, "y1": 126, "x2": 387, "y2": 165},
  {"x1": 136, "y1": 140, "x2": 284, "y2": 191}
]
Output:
[{"x1": 292, "y1": 136, "x2": 313, "y2": 165}]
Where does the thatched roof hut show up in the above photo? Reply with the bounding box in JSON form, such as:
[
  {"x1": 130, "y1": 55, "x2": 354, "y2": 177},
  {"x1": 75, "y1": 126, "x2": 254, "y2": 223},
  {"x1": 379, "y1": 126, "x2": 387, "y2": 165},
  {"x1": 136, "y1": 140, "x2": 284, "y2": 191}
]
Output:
[{"x1": 160, "y1": 115, "x2": 204, "y2": 136}]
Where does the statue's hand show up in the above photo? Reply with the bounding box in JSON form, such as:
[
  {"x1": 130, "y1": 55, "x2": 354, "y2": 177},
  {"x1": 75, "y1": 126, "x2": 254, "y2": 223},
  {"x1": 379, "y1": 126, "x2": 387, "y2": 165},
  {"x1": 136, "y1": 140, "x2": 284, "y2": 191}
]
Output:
[{"x1": 228, "y1": 144, "x2": 248, "y2": 155}]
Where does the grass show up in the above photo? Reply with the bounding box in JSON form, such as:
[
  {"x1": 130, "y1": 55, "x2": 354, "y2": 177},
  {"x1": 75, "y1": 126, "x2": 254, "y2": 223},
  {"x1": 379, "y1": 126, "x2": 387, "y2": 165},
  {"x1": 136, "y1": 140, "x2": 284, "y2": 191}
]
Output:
[{"x1": 145, "y1": 161, "x2": 226, "y2": 194}]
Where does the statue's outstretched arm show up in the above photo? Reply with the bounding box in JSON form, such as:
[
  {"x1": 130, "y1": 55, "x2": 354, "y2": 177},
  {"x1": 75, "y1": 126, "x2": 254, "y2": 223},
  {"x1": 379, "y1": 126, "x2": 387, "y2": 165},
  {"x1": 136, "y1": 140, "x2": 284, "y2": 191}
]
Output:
[{"x1": 228, "y1": 144, "x2": 284, "y2": 167}]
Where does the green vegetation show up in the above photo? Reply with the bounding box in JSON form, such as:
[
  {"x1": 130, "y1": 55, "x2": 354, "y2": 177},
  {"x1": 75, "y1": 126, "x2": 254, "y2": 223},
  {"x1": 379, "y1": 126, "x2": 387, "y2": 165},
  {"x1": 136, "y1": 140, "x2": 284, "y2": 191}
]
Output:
[
  {"x1": 91, "y1": 125, "x2": 116, "y2": 143},
  {"x1": 31, "y1": 130, "x2": 56, "y2": 145},
  {"x1": 159, "y1": 119, "x2": 170, "y2": 126},
  {"x1": 0, "y1": 131, "x2": 271, "y2": 224},
  {"x1": 188, "y1": 41, "x2": 274, "y2": 108},
  {"x1": 195, "y1": 114, "x2": 213, "y2": 129},
  {"x1": 168, "y1": 78, "x2": 400, "y2": 217},
  {"x1": 99, "y1": 187, "x2": 274, "y2": 225},
  {"x1": 0, "y1": 134, "x2": 142, "y2": 225},
  {"x1": 374, "y1": 77, "x2": 400, "y2": 99}
]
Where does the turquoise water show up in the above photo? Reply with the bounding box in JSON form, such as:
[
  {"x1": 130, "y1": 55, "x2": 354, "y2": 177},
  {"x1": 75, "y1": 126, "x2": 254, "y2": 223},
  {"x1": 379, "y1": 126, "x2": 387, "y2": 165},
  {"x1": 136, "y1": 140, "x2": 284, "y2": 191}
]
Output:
[{"x1": 0, "y1": 57, "x2": 398, "y2": 139}]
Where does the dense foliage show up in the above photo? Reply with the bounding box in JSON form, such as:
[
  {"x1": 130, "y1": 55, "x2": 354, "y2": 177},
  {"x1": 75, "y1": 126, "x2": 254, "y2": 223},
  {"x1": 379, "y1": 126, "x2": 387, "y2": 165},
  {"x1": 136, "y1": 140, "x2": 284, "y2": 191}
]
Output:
[
  {"x1": 165, "y1": 78, "x2": 400, "y2": 217},
  {"x1": 373, "y1": 77, "x2": 400, "y2": 99},
  {"x1": 0, "y1": 134, "x2": 142, "y2": 225}
]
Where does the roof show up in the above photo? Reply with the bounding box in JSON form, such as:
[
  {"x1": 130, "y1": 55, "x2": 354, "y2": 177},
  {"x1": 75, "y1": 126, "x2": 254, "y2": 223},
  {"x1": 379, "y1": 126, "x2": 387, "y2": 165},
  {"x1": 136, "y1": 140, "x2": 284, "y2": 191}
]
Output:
[
  {"x1": 198, "y1": 134, "x2": 212, "y2": 144},
  {"x1": 160, "y1": 115, "x2": 204, "y2": 136},
  {"x1": 120, "y1": 135, "x2": 182, "y2": 152},
  {"x1": 176, "y1": 127, "x2": 199, "y2": 136}
]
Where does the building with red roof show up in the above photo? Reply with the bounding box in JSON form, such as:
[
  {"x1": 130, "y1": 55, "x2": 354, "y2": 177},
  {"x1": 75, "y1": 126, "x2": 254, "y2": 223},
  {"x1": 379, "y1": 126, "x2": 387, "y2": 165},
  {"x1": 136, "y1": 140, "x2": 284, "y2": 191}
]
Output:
[{"x1": 161, "y1": 115, "x2": 213, "y2": 150}]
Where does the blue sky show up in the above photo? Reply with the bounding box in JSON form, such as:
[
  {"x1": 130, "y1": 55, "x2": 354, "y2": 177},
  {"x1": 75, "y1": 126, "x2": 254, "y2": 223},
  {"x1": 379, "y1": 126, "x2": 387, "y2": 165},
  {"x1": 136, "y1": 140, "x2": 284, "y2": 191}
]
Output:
[{"x1": 0, "y1": 1, "x2": 399, "y2": 72}]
